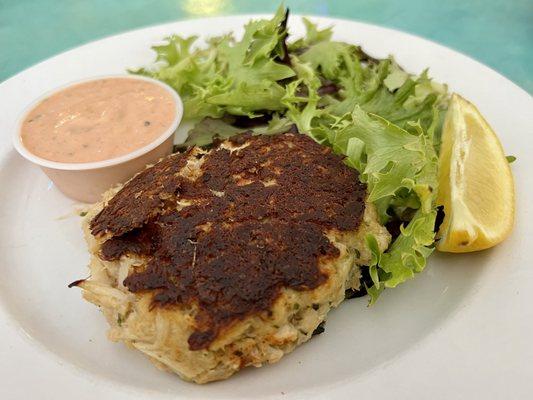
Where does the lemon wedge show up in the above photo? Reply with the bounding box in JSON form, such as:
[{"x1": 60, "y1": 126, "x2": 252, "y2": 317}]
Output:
[{"x1": 436, "y1": 93, "x2": 515, "y2": 252}]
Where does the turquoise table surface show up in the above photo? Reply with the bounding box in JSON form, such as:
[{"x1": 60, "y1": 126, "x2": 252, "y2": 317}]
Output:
[{"x1": 1, "y1": 0, "x2": 532, "y2": 93}]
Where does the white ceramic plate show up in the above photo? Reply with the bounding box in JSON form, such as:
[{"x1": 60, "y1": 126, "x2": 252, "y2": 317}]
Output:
[{"x1": 0, "y1": 15, "x2": 532, "y2": 400}]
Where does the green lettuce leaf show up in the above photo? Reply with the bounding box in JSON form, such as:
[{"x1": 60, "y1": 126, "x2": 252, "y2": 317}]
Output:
[
  {"x1": 318, "y1": 109, "x2": 439, "y2": 303},
  {"x1": 132, "y1": 6, "x2": 295, "y2": 119},
  {"x1": 366, "y1": 209, "x2": 436, "y2": 304},
  {"x1": 180, "y1": 115, "x2": 295, "y2": 148}
]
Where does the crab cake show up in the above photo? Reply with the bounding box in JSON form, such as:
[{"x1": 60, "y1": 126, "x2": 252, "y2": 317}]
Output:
[{"x1": 73, "y1": 132, "x2": 390, "y2": 383}]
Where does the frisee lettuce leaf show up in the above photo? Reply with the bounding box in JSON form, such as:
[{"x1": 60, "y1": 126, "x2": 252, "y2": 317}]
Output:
[
  {"x1": 133, "y1": 6, "x2": 294, "y2": 119},
  {"x1": 132, "y1": 7, "x2": 449, "y2": 304},
  {"x1": 179, "y1": 115, "x2": 295, "y2": 149},
  {"x1": 365, "y1": 209, "x2": 436, "y2": 304},
  {"x1": 321, "y1": 108, "x2": 439, "y2": 215}
]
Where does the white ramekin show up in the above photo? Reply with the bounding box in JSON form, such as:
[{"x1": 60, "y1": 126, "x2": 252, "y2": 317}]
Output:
[{"x1": 12, "y1": 74, "x2": 183, "y2": 203}]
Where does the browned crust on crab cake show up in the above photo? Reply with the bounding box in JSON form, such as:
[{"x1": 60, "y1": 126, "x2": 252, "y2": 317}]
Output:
[{"x1": 90, "y1": 132, "x2": 367, "y2": 350}]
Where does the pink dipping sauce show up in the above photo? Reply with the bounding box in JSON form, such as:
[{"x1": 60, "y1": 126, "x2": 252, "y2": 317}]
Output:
[{"x1": 20, "y1": 78, "x2": 177, "y2": 163}]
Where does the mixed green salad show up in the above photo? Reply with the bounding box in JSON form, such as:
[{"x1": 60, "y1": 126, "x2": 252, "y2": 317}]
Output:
[{"x1": 133, "y1": 6, "x2": 449, "y2": 304}]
